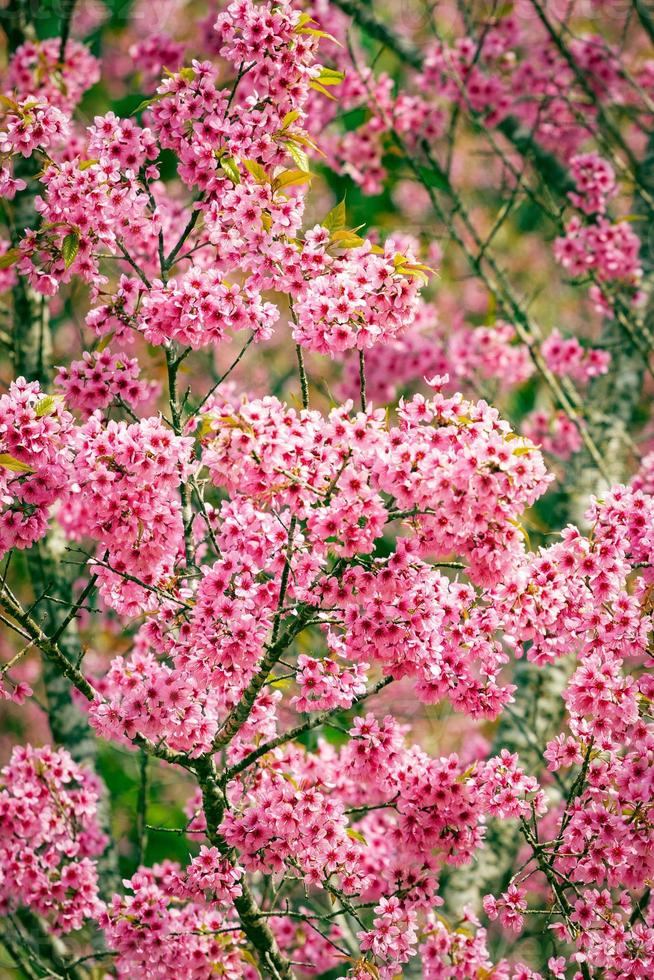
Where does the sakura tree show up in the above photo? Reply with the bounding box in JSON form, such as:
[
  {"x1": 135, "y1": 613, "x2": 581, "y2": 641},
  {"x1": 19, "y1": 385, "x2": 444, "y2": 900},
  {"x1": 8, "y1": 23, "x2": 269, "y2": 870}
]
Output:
[{"x1": 0, "y1": 0, "x2": 654, "y2": 977}]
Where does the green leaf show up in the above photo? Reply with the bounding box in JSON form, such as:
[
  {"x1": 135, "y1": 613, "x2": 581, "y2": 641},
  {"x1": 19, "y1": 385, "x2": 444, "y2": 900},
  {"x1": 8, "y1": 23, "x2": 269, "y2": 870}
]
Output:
[
  {"x1": 273, "y1": 169, "x2": 313, "y2": 191},
  {"x1": 35, "y1": 395, "x2": 57, "y2": 417},
  {"x1": 417, "y1": 164, "x2": 450, "y2": 191},
  {"x1": 220, "y1": 155, "x2": 241, "y2": 184},
  {"x1": 285, "y1": 141, "x2": 310, "y2": 172},
  {"x1": 166, "y1": 66, "x2": 196, "y2": 82},
  {"x1": 0, "y1": 453, "x2": 34, "y2": 474},
  {"x1": 240, "y1": 950, "x2": 259, "y2": 969},
  {"x1": 393, "y1": 258, "x2": 433, "y2": 282},
  {"x1": 280, "y1": 109, "x2": 301, "y2": 131},
  {"x1": 512, "y1": 445, "x2": 536, "y2": 456},
  {"x1": 133, "y1": 98, "x2": 154, "y2": 114},
  {"x1": 315, "y1": 66, "x2": 345, "y2": 86},
  {"x1": 330, "y1": 230, "x2": 365, "y2": 249},
  {"x1": 293, "y1": 12, "x2": 316, "y2": 32},
  {"x1": 132, "y1": 91, "x2": 167, "y2": 114},
  {"x1": 242, "y1": 158, "x2": 269, "y2": 183},
  {"x1": 300, "y1": 26, "x2": 341, "y2": 45},
  {"x1": 309, "y1": 80, "x2": 338, "y2": 100},
  {"x1": 62, "y1": 232, "x2": 80, "y2": 269},
  {"x1": 310, "y1": 66, "x2": 345, "y2": 100},
  {"x1": 322, "y1": 198, "x2": 347, "y2": 234},
  {"x1": 0, "y1": 94, "x2": 19, "y2": 111},
  {"x1": 285, "y1": 131, "x2": 321, "y2": 153},
  {"x1": 95, "y1": 331, "x2": 114, "y2": 353},
  {"x1": 0, "y1": 248, "x2": 20, "y2": 270}
]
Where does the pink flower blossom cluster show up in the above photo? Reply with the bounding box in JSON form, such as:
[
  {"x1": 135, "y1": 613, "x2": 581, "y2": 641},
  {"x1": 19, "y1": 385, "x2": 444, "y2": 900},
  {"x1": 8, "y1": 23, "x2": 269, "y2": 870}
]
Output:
[
  {"x1": 292, "y1": 654, "x2": 368, "y2": 712},
  {"x1": 54, "y1": 348, "x2": 156, "y2": 417},
  {"x1": 0, "y1": 378, "x2": 74, "y2": 553},
  {"x1": 555, "y1": 214, "x2": 642, "y2": 286},
  {"x1": 103, "y1": 863, "x2": 249, "y2": 979},
  {"x1": 475, "y1": 749, "x2": 547, "y2": 820},
  {"x1": 292, "y1": 239, "x2": 425, "y2": 353},
  {"x1": 483, "y1": 884, "x2": 528, "y2": 933},
  {"x1": 128, "y1": 35, "x2": 185, "y2": 92},
  {"x1": 138, "y1": 268, "x2": 279, "y2": 348},
  {"x1": 555, "y1": 151, "x2": 643, "y2": 314},
  {"x1": 0, "y1": 98, "x2": 70, "y2": 158},
  {"x1": 541, "y1": 329, "x2": 610, "y2": 382},
  {"x1": 222, "y1": 774, "x2": 368, "y2": 893},
  {"x1": 0, "y1": 165, "x2": 26, "y2": 199},
  {"x1": 202, "y1": 386, "x2": 550, "y2": 587},
  {"x1": 0, "y1": 745, "x2": 105, "y2": 933},
  {"x1": 358, "y1": 896, "x2": 418, "y2": 977},
  {"x1": 59, "y1": 415, "x2": 193, "y2": 613},
  {"x1": 522, "y1": 409, "x2": 583, "y2": 460},
  {"x1": 8, "y1": 38, "x2": 100, "y2": 112},
  {"x1": 89, "y1": 643, "x2": 222, "y2": 755},
  {"x1": 568, "y1": 152, "x2": 617, "y2": 215},
  {"x1": 21, "y1": 155, "x2": 152, "y2": 295}
]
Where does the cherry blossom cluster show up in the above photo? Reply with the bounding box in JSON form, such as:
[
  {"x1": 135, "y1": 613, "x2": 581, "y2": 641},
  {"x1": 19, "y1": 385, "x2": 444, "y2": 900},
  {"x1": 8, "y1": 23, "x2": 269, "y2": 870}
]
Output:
[
  {"x1": 358, "y1": 896, "x2": 418, "y2": 977},
  {"x1": 483, "y1": 884, "x2": 528, "y2": 934},
  {"x1": 0, "y1": 165, "x2": 26, "y2": 200},
  {"x1": 420, "y1": 37, "x2": 512, "y2": 129},
  {"x1": 292, "y1": 654, "x2": 368, "y2": 712},
  {"x1": 522, "y1": 409, "x2": 583, "y2": 460},
  {"x1": 0, "y1": 97, "x2": 70, "y2": 158},
  {"x1": 181, "y1": 847, "x2": 243, "y2": 905},
  {"x1": 221, "y1": 770, "x2": 369, "y2": 893},
  {"x1": 555, "y1": 150, "x2": 643, "y2": 315},
  {"x1": 89, "y1": 642, "x2": 222, "y2": 755},
  {"x1": 475, "y1": 749, "x2": 547, "y2": 820},
  {"x1": 568, "y1": 153, "x2": 617, "y2": 215},
  {"x1": 102, "y1": 863, "x2": 249, "y2": 979},
  {"x1": 128, "y1": 35, "x2": 185, "y2": 92},
  {"x1": 320, "y1": 549, "x2": 513, "y2": 716},
  {"x1": 21, "y1": 156, "x2": 152, "y2": 295},
  {"x1": 54, "y1": 348, "x2": 156, "y2": 417},
  {"x1": 0, "y1": 745, "x2": 105, "y2": 933},
  {"x1": 339, "y1": 311, "x2": 533, "y2": 404},
  {"x1": 541, "y1": 329, "x2": 610, "y2": 382},
  {"x1": 137, "y1": 268, "x2": 279, "y2": 348},
  {"x1": 554, "y1": 215, "x2": 642, "y2": 288},
  {"x1": 7, "y1": 38, "x2": 100, "y2": 112},
  {"x1": 202, "y1": 385, "x2": 550, "y2": 586},
  {"x1": 487, "y1": 496, "x2": 649, "y2": 682},
  {"x1": 0, "y1": 378, "x2": 74, "y2": 553},
  {"x1": 325, "y1": 67, "x2": 444, "y2": 195},
  {"x1": 59, "y1": 415, "x2": 193, "y2": 613},
  {"x1": 292, "y1": 240, "x2": 426, "y2": 354}
]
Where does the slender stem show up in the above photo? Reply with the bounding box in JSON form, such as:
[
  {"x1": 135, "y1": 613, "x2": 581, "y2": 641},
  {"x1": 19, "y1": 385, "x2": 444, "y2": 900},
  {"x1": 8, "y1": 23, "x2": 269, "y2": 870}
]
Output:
[
  {"x1": 58, "y1": 0, "x2": 77, "y2": 64},
  {"x1": 358, "y1": 347, "x2": 366, "y2": 413},
  {"x1": 210, "y1": 605, "x2": 313, "y2": 752},
  {"x1": 295, "y1": 344, "x2": 309, "y2": 409},
  {"x1": 219, "y1": 676, "x2": 393, "y2": 785},
  {"x1": 117, "y1": 241, "x2": 151, "y2": 287},
  {"x1": 165, "y1": 345, "x2": 194, "y2": 566},
  {"x1": 194, "y1": 333, "x2": 255, "y2": 414},
  {"x1": 194, "y1": 756, "x2": 295, "y2": 979},
  {"x1": 136, "y1": 749, "x2": 149, "y2": 867},
  {"x1": 164, "y1": 197, "x2": 204, "y2": 270}
]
